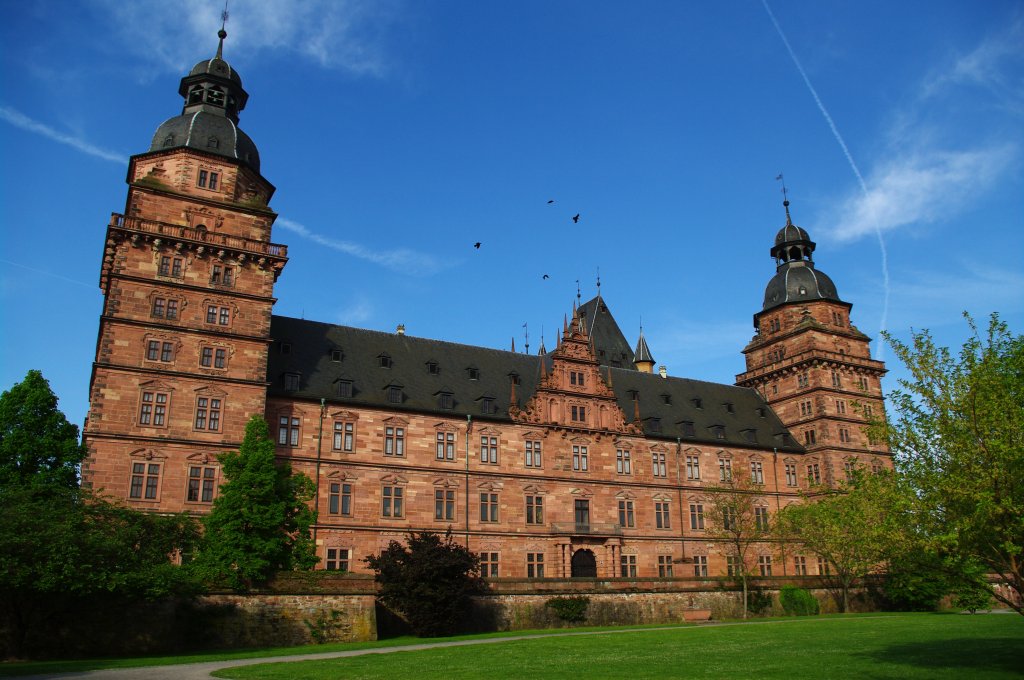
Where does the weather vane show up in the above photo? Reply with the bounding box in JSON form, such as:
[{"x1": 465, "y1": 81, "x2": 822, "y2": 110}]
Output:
[
  {"x1": 776, "y1": 172, "x2": 788, "y2": 202},
  {"x1": 523, "y1": 322, "x2": 529, "y2": 355},
  {"x1": 221, "y1": 0, "x2": 230, "y2": 29}
]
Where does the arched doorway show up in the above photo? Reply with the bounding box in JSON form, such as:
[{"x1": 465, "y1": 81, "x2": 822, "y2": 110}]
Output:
[{"x1": 571, "y1": 549, "x2": 597, "y2": 577}]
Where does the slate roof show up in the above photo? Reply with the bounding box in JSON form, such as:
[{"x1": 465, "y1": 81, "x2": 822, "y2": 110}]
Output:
[
  {"x1": 578, "y1": 296, "x2": 635, "y2": 369},
  {"x1": 268, "y1": 315, "x2": 803, "y2": 453}
]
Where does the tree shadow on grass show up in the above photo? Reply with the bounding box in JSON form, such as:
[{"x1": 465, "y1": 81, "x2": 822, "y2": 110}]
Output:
[{"x1": 860, "y1": 636, "x2": 1024, "y2": 674}]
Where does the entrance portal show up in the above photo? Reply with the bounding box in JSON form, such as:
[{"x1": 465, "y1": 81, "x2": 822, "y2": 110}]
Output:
[{"x1": 571, "y1": 549, "x2": 597, "y2": 577}]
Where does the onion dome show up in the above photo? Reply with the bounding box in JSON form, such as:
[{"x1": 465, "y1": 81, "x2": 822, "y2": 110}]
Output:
[
  {"x1": 148, "y1": 28, "x2": 261, "y2": 172},
  {"x1": 761, "y1": 200, "x2": 841, "y2": 311}
]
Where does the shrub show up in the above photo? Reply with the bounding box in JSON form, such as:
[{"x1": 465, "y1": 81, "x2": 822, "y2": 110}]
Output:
[
  {"x1": 747, "y1": 587, "x2": 773, "y2": 615},
  {"x1": 545, "y1": 595, "x2": 590, "y2": 622},
  {"x1": 779, "y1": 586, "x2": 819, "y2": 616}
]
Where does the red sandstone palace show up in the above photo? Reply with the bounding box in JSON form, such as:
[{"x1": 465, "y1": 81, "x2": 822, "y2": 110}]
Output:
[{"x1": 82, "y1": 33, "x2": 889, "y2": 580}]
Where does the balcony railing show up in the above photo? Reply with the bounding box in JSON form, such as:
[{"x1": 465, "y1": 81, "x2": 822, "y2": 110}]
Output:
[{"x1": 109, "y1": 213, "x2": 287, "y2": 258}]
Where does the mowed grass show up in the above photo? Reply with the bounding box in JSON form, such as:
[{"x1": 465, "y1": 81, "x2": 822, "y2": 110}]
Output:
[{"x1": 213, "y1": 614, "x2": 1024, "y2": 680}]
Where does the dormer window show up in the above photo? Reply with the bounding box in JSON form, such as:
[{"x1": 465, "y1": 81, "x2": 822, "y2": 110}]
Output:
[
  {"x1": 438, "y1": 392, "x2": 454, "y2": 410},
  {"x1": 724, "y1": 402, "x2": 735, "y2": 414},
  {"x1": 661, "y1": 394, "x2": 671, "y2": 405},
  {"x1": 379, "y1": 354, "x2": 392, "y2": 369},
  {"x1": 162, "y1": 134, "x2": 175, "y2": 147},
  {"x1": 743, "y1": 429, "x2": 758, "y2": 443},
  {"x1": 337, "y1": 380, "x2": 353, "y2": 399},
  {"x1": 692, "y1": 398, "x2": 703, "y2": 409},
  {"x1": 710, "y1": 425, "x2": 725, "y2": 440},
  {"x1": 508, "y1": 372, "x2": 520, "y2": 386},
  {"x1": 387, "y1": 386, "x2": 402, "y2": 404},
  {"x1": 481, "y1": 397, "x2": 496, "y2": 415},
  {"x1": 648, "y1": 418, "x2": 662, "y2": 433},
  {"x1": 427, "y1": 361, "x2": 440, "y2": 375},
  {"x1": 206, "y1": 136, "x2": 219, "y2": 149},
  {"x1": 284, "y1": 373, "x2": 300, "y2": 392},
  {"x1": 680, "y1": 421, "x2": 696, "y2": 437},
  {"x1": 280, "y1": 342, "x2": 291, "y2": 355},
  {"x1": 467, "y1": 367, "x2": 480, "y2": 380},
  {"x1": 331, "y1": 349, "x2": 343, "y2": 362}
]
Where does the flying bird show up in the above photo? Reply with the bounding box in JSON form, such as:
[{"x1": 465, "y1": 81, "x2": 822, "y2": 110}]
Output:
[
  {"x1": 542, "y1": 274, "x2": 550, "y2": 280},
  {"x1": 572, "y1": 214, "x2": 580, "y2": 223},
  {"x1": 474, "y1": 242, "x2": 481, "y2": 249},
  {"x1": 547, "y1": 199, "x2": 554, "y2": 204}
]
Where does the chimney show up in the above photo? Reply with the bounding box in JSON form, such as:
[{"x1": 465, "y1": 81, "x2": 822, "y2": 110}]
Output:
[
  {"x1": 396, "y1": 324, "x2": 405, "y2": 335},
  {"x1": 659, "y1": 365, "x2": 667, "y2": 378}
]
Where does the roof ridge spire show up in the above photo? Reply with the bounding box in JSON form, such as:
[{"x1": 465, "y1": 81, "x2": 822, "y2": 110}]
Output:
[{"x1": 216, "y1": 1, "x2": 230, "y2": 60}]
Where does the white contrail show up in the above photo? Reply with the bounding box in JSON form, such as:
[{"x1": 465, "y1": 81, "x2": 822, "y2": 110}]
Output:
[
  {"x1": 0, "y1": 258, "x2": 94, "y2": 289},
  {"x1": 762, "y1": 0, "x2": 891, "y2": 355},
  {"x1": 0, "y1": 105, "x2": 128, "y2": 165}
]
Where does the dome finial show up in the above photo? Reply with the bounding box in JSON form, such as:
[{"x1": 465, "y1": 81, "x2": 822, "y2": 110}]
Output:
[
  {"x1": 216, "y1": 1, "x2": 230, "y2": 59},
  {"x1": 776, "y1": 172, "x2": 792, "y2": 226}
]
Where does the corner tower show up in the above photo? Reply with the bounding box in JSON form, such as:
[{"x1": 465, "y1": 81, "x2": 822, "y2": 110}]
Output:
[
  {"x1": 735, "y1": 200, "x2": 889, "y2": 487},
  {"x1": 82, "y1": 30, "x2": 288, "y2": 511}
]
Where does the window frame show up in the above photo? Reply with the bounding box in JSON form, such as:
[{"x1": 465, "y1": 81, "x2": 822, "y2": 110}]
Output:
[
  {"x1": 186, "y1": 465, "x2": 217, "y2": 503},
  {"x1": 128, "y1": 460, "x2": 162, "y2": 500}
]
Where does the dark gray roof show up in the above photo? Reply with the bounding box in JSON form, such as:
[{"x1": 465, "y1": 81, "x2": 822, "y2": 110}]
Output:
[
  {"x1": 578, "y1": 296, "x2": 635, "y2": 369},
  {"x1": 268, "y1": 315, "x2": 803, "y2": 452},
  {"x1": 762, "y1": 262, "x2": 841, "y2": 312},
  {"x1": 634, "y1": 330, "x2": 654, "y2": 364},
  {"x1": 150, "y1": 112, "x2": 260, "y2": 172}
]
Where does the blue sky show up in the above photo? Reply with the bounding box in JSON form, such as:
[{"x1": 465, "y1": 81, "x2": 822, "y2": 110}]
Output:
[{"x1": 1, "y1": 0, "x2": 1022, "y2": 427}]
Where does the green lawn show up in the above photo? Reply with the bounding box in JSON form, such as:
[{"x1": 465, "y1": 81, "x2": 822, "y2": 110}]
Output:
[{"x1": 212, "y1": 614, "x2": 1024, "y2": 680}]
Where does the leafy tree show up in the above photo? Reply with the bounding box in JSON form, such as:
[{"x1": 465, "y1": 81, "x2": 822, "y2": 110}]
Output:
[
  {"x1": 704, "y1": 470, "x2": 771, "y2": 618},
  {"x1": 365, "y1": 530, "x2": 483, "y2": 636},
  {"x1": 777, "y1": 470, "x2": 905, "y2": 612},
  {"x1": 883, "y1": 314, "x2": 1023, "y2": 614},
  {"x1": 193, "y1": 415, "x2": 317, "y2": 590},
  {"x1": 0, "y1": 370, "x2": 86, "y2": 492}
]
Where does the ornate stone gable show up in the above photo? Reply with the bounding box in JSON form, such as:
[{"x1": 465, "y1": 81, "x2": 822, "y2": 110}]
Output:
[{"x1": 511, "y1": 305, "x2": 641, "y2": 436}]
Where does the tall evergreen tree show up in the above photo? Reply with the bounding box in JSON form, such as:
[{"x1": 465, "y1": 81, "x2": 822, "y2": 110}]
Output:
[
  {"x1": 0, "y1": 370, "x2": 86, "y2": 493},
  {"x1": 194, "y1": 415, "x2": 317, "y2": 590}
]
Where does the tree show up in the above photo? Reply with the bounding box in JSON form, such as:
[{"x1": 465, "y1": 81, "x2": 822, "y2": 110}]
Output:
[
  {"x1": 704, "y1": 470, "x2": 772, "y2": 618},
  {"x1": 883, "y1": 314, "x2": 1023, "y2": 614},
  {"x1": 193, "y1": 415, "x2": 317, "y2": 590},
  {"x1": 365, "y1": 530, "x2": 483, "y2": 636},
  {"x1": 777, "y1": 470, "x2": 904, "y2": 612},
  {"x1": 0, "y1": 370, "x2": 86, "y2": 492}
]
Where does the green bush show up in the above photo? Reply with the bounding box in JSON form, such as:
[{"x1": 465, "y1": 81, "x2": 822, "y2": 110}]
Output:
[
  {"x1": 747, "y1": 587, "x2": 773, "y2": 615},
  {"x1": 779, "y1": 586, "x2": 819, "y2": 616},
  {"x1": 545, "y1": 595, "x2": 590, "y2": 622}
]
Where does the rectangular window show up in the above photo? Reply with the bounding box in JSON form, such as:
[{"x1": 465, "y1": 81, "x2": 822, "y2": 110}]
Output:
[
  {"x1": 800, "y1": 400, "x2": 813, "y2": 417},
  {"x1": 159, "y1": 256, "x2": 170, "y2": 276},
  {"x1": 139, "y1": 391, "x2": 168, "y2": 427},
  {"x1": 794, "y1": 555, "x2": 808, "y2": 576},
  {"x1": 797, "y1": 372, "x2": 809, "y2": 388},
  {"x1": 160, "y1": 341, "x2": 173, "y2": 362},
  {"x1": 807, "y1": 463, "x2": 821, "y2": 485},
  {"x1": 214, "y1": 348, "x2": 226, "y2": 369},
  {"x1": 726, "y1": 555, "x2": 739, "y2": 576},
  {"x1": 571, "y1": 405, "x2": 586, "y2": 422},
  {"x1": 328, "y1": 482, "x2": 352, "y2": 516},
  {"x1": 129, "y1": 462, "x2": 160, "y2": 500},
  {"x1": 839, "y1": 428, "x2": 852, "y2": 443},
  {"x1": 480, "y1": 492, "x2": 499, "y2": 523},
  {"x1": 152, "y1": 298, "x2": 165, "y2": 318},
  {"x1": 618, "y1": 499, "x2": 635, "y2": 528},
  {"x1": 166, "y1": 299, "x2": 178, "y2": 319},
  {"x1": 198, "y1": 169, "x2": 208, "y2": 187},
  {"x1": 480, "y1": 552, "x2": 499, "y2": 577},
  {"x1": 844, "y1": 460, "x2": 856, "y2": 480},
  {"x1": 832, "y1": 371, "x2": 842, "y2": 388},
  {"x1": 525, "y1": 440, "x2": 542, "y2": 468},
  {"x1": 785, "y1": 463, "x2": 798, "y2": 487},
  {"x1": 186, "y1": 465, "x2": 216, "y2": 503},
  {"x1": 211, "y1": 265, "x2": 222, "y2": 283},
  {"x1": 200, "y1": 347, "x2": 213, "y2": 367},
  {"x1": 692, "y1": 555, "x2": 708, "y2": 577},
  {"x1": 758, "y1": 555, "x2": 773, "y2": 576},
  {"x1": 859, "y1": 377, "x2": 870, "y2": 391},
  {"x1": 194, "y1": 396, "x2": 221, "y2": 431},
  {"x1": 750, "y1": 461, "x2": 764, "y2": 484},
  {"x1": 616, "y1": 449, "x2": 632, "y2": 474},
  {"x1": 146, "y1": 340, "x2": 160, "y2": 361},
  {"x1": 325, "y1": 547, "x2": 350, "y2": 571},
  {"x1": 284, "y1": 373, "x2": 300, "y2": 391},
  {"x1": 574, "y1": 499, "x2": 590, "y2": 527},
  {"x1": 620, "y1": 554, "x2": 637, "y2": 577},
  {"x1": 718, "y1": 457, "x2": 732, "y2": 482},
  {"x1": 382, "y1": 486, "x2": 404, "y2": 518},
  {"x1": 659, "y1": 555, "x2": 675, "y2": 577},
  {"x1": 569, "y1": 371, "x2": 585, "y2": 386},
  {"x1": 836, "y1": 399, "x2": 847, "y2": 414},
  {"x1": 526, "y1": 495, "x2": 544, "y2": 525},
  {"x1": 219, "y1": 307, "x2": 230, "y2": 326},
  {"x1": 818, "y1": 556, "x2": 831, "y2": 576},
  {"x1": 333, "y1": 421, "x2": 354, "y2": 452},
  {"x1": 384, "y1": 427, "x2": 405, "y2": 457},
  {"x1": 169, "y1": 258, "x2": 182, "y2": 278},
  {"x1": 722, "y1": 507, "x2": 736, "y2": 532},
  {"x1": 435, "y1": 431, "x2": 455, "y2": 460},
  {"x1": 480, "y1": 435, "x2": 498, "y2": 464},
  {"x1": 686, "y1": 455, "x2": 701, "y2": 480},
  {"x1": 527, "y1": 553, "x2": 545, "y2": 578},
  {"x1": 689, "y1": 503, "x2": 705, "y2": 530},
  {"x1": 278, "y1": 416, "x2": 300, "y2": 446},
  {"x1": 572, "y1": 445, "x2": 588, "y2": 471},
  {"x1": 652, "y1": 451, "x2": 667, "y2": 478},
  {"x1": 804, "y1": 429, "x2": 817, "y2": 445},
  {"x1": 435, "y1": 489, "x2": 455, "y2": 521},
  {"x1": 655, "y1": 501, "x2": 671, "y2": 529},
  {"x1": 206, "y1": 305, "x2": 217, "y2": 324},
  {"x1": 755, "y1": 506, "x2": 770, "y2": 531}
]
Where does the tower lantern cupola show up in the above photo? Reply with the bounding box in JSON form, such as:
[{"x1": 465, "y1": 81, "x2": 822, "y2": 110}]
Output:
[
  {"x1": 760, "y1": 199, "x2": 842, "y2": 314},
  {"x1": 148, "y1": 28, "x2": 262, "y2": 172}
]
